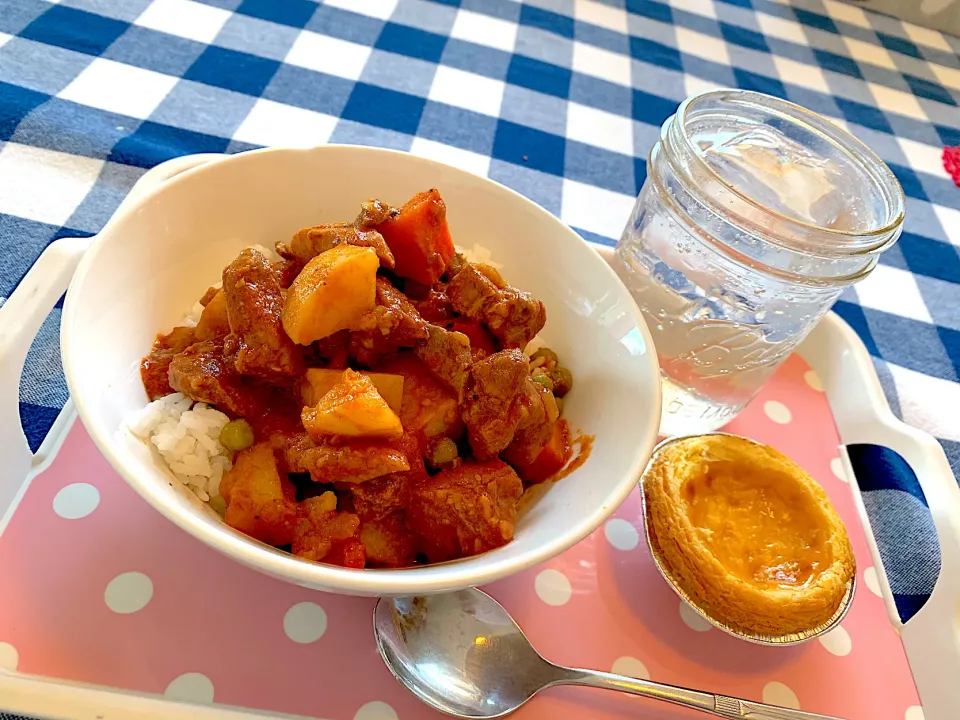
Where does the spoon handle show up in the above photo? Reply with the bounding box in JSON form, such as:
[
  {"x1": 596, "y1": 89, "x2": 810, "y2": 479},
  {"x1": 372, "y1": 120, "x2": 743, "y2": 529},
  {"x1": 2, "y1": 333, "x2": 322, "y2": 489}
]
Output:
[{"x1": 555, "y1": 666, "x2": 843, "y2": 719}]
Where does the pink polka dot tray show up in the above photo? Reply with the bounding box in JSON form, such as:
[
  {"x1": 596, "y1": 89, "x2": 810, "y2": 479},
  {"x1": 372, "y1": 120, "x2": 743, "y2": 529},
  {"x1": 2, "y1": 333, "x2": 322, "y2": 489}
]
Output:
[{"x1": 1, "y1": 253, "x2": 959, "y2": 720}]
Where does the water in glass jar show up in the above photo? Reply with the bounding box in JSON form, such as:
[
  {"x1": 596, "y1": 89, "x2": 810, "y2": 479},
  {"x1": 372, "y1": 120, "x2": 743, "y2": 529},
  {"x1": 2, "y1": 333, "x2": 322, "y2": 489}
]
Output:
[{"x1": 616, "y1": 122, "x2": 875, "y2": 436}]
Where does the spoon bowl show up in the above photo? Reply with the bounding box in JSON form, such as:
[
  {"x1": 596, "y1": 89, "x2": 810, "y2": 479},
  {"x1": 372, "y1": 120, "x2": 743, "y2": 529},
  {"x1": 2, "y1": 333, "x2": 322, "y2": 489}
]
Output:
[
  {"x1": 374, "y1": 592, "x2": 562, "y2": 718},
  {"x1": 374, "y1": 588, "x2": 845, "y2": 720}
]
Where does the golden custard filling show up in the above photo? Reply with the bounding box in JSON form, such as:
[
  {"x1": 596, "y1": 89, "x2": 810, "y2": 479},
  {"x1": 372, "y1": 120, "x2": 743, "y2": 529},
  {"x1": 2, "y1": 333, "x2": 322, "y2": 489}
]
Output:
[
  {"x1": 642, "y1": 434, "x2": 856, "y2": 637},
  {"x1": 683, "y1": 465, "x2": 832, "y2": 588}
]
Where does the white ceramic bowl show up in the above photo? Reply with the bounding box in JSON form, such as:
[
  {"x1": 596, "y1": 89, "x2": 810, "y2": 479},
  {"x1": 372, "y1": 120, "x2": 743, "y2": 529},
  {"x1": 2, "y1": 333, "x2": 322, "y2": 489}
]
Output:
[{"x1": 58, "y1": 146, "x2": 660, "y2": 595}]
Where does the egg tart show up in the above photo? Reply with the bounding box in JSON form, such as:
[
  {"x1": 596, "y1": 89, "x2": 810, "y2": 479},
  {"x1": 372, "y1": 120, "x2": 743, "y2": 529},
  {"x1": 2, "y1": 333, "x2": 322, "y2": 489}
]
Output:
[{"x1": 642, "y1": 434, "x2": 855, "y2": 638}]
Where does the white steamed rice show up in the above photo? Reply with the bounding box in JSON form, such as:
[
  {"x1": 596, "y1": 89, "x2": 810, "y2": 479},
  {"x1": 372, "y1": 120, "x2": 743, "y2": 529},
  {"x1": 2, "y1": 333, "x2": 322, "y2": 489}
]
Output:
[
  {"x1": 456, "y1": 242, "x2": 501, "y2": 270},
  {"x1": 126, "y1": 393, "x2": 232, "y2": 503}
]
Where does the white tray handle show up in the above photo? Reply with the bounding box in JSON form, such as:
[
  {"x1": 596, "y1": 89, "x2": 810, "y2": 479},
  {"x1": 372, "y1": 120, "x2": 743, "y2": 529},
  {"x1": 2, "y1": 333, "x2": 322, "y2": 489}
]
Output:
[
  {"x1": 0, "y1": 235, "x2": 89, "y2": 501},
  {"x1": 804, "y1": 314, "x2": 960, "y2": 720},
  {"x1": 0, "y1": 153, "x2": 224, "y2": 517}
]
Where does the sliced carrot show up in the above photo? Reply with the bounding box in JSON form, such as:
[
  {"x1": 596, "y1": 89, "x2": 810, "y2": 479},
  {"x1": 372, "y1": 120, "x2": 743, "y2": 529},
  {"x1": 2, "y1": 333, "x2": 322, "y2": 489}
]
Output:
[
  {"x1": 449, "y1": 320, "x2": 498, "y2": 359},
  {"x1": 378, "y1": 189, "x2": 455, "y2": 286},
  {"x1": 506, "y1": 420, "x2": 572, "y2": 484}
]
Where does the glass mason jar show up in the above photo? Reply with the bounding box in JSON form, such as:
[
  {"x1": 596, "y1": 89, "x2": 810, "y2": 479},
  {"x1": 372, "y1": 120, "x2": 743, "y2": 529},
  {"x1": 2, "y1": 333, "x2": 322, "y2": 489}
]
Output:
[{"x1": 614, "y1": 89, "x2": 905, "y2": 437}]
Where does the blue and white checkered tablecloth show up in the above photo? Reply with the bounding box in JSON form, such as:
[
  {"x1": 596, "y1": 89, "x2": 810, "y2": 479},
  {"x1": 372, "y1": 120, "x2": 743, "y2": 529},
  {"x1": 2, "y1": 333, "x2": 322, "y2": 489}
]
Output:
[{"x1": 0, "y1": 0, "x2": 959, "y2": 651}]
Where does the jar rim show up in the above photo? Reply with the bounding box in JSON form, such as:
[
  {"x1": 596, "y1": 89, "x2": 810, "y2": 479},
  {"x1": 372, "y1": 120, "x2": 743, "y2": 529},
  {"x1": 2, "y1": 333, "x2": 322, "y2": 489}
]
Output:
[
  {"x1": 670, "y1": 89, "x2": 905, "y2": 254},
  {"x1": 644, "y1": 143, "x2": 880, "y2": 287}
]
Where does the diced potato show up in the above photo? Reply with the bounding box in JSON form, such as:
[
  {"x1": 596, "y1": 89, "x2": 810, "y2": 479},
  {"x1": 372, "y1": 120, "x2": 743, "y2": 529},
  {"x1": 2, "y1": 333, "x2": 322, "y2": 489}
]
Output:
[
  {"x1": 221, "y1": 442, "x2": 296, "y2": 546},
  {"x1": 301, "y1": 368, "x2": 403, "y2": 440},
  {"x1": 360, "y1": 513, "x2": 417, "y2": 568},
  {"x1": 301, "y1": 368, "x2": 404, "y2": 413},
  {"x1": 310, "y1": 490, "x2": 338, "y2": 514},
  {"x1": 282, "y1": 245, "x2": 378, "y2": 345},
  {"x1": 375, "y1": 353, "x2": 464, "y2": 439},
  {"x1": 195, "y1": 290, "x2": 229, "y2": 341}
]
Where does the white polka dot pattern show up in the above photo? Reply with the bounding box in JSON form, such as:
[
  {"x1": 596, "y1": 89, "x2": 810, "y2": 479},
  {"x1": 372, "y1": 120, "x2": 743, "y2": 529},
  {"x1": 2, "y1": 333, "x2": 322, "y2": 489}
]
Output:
[
  {"x1": 104, "y1": 572, "x2": 153, "y2": 614},
  {"x1": 604, "y1": 518, "x2": 639, "y2": 550},
  {"x1": 803, "y1": 370, "x2": 824, "y2": 391},
  {"x1": 864, "y1": 566, "x2": 883, "y2": 597},
  {"x1": 818, "y1": 626, "x2": 851, "y2": 656},
  {"x1": 763, "y1": 400, "x2": 792, "y2": 424},
  {"x1": 678, "y1": 601, "x2": 712, "y2": 632},
  {"x1": 0, "y1": 642, "x2": 18, "y2": 672},
  {"x1": 284, "y1": 602, "x2": 328, "y2": 644},
  {"x1": 165, "y1": 672, "x2": 215, "y2": 703},
  {"x1": 354, "y1": 700, "x2": 399, "y2": 720},
  {"x1": 535, "y1": 568, "x2": 572, "y2": 606},
  {"x1": 762, "y1": 681, "x2": 800, "y2": 709},
  {"x1": 612, "y1": 655, "x2": 649, "y2": 680},
  {"x1": 830, "y1": 457, "x2": 847, "y2": 483},
  {"x1": 52, "y1": 483, "x2": 100, "y2": 519}
]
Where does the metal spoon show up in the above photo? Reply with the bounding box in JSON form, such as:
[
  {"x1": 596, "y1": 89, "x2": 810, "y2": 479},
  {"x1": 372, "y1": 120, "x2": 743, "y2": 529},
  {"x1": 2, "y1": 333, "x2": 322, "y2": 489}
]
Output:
[{"x1": 374, "y1": 588, "x2": 843, "y2": 719}]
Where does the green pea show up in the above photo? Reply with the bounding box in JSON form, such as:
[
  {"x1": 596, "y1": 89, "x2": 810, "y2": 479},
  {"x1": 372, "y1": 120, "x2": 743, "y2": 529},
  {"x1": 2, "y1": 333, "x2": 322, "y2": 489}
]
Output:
[
  {"x1": 219, "y1": 419, "x2": 254, "y2": 451},
  {"x1": 531, "y1": 372, "x2": 554, "y2": 392},
  {"x1": 209, "y1": 494, "x2": 227, "y2": 517},
  {"x1": 530, "y1": 347, "x2": 558, "y2": 366}
]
